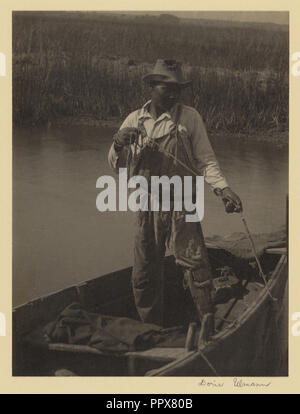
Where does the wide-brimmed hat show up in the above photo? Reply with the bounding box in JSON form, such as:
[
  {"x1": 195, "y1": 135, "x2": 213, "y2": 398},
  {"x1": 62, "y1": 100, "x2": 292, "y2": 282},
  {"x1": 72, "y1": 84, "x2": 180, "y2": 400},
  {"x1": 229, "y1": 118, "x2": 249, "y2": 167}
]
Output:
[{"x1": 143, "y1": 59, "x2": 191, "y2": 88}]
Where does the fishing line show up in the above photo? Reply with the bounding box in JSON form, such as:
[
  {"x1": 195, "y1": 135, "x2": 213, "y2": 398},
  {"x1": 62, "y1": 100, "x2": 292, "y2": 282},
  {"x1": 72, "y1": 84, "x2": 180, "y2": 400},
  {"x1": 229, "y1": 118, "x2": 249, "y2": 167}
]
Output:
[{"x1": 239, "y1": 212, "x2": 277, "y2": 302}]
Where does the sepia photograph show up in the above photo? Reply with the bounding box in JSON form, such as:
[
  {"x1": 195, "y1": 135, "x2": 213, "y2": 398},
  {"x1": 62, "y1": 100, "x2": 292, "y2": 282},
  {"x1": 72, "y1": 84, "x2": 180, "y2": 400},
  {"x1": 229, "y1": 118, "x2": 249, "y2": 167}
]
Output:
[{"x1": 12, "y1": 10, "x2": 288, "y2": 377}]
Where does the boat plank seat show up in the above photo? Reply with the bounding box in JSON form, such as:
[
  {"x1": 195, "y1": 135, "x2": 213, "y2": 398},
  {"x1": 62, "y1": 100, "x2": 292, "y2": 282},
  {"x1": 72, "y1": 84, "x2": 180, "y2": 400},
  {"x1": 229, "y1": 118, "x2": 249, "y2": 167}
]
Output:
[
  {"x1": 47, "y1": 343, "x2": 187, "y2": 362},
  {"x1": 265, "y1": 247, "x2": 287, "y2": 255},
  {"x1": 126, "y1": 347, "x2": 187, "y2": 362},
  {"x1": 20, "y1": 321, "x2": 188, "y2": 365}
]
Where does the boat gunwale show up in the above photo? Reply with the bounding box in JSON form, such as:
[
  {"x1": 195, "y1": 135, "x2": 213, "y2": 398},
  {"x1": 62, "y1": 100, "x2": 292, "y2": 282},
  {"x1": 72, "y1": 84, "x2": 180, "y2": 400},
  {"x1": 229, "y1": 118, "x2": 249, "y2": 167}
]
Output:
[
  {"x1": 209, "y1": 253, "x2": 287, "y2": 345},
  {"x1": 13, "y1": 251, "x2": 286, "y2": 338},
  {"x1": 13, "y1": 248, "x2": 286, "y2": 312}
]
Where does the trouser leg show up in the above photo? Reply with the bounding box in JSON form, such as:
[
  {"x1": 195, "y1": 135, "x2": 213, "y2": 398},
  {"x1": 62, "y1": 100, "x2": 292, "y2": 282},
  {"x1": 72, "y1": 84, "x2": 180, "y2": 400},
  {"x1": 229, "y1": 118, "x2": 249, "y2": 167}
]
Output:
[
  {"x1": 171, "y1": 211, "x2": 214, "y2": 321},
  {"x1": 132, "y1": 210, "x2": 169, "y2": 325}
]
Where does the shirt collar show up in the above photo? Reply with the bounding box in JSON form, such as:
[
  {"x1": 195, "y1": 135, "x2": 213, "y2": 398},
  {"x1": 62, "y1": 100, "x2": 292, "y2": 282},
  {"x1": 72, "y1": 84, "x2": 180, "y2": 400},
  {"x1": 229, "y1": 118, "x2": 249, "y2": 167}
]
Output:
[{"x1": 138, "y1": 100, "x2": 177, "y2": 123}]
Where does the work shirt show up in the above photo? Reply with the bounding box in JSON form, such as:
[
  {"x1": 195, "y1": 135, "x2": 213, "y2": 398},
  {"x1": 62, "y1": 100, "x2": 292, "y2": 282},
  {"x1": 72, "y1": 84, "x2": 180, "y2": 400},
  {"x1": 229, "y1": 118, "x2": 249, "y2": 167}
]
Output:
[{"x1": 108, "y1": 101, "x2": 228, "y2": 190}]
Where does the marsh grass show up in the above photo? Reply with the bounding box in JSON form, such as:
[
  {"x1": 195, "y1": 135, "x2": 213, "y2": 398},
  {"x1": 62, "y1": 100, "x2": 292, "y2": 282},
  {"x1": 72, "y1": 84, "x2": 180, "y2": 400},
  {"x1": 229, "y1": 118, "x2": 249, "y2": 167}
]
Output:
[{"x1": 13, "y1": 12, "x2": 288, "y2": 134}]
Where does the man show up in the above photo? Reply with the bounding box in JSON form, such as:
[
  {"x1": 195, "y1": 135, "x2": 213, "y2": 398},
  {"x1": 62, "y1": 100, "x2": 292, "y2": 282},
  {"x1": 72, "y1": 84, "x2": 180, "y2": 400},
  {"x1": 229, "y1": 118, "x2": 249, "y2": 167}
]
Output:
[{"x1": 108, "y1": 59, "x2": 242, "y2": 326}]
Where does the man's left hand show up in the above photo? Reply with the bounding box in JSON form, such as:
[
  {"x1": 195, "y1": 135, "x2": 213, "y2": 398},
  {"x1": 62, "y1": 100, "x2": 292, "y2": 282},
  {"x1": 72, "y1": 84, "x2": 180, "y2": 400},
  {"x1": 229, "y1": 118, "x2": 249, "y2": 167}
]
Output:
[{"x1": 220, "y1": 187, "x2": 243, "y2": 213}]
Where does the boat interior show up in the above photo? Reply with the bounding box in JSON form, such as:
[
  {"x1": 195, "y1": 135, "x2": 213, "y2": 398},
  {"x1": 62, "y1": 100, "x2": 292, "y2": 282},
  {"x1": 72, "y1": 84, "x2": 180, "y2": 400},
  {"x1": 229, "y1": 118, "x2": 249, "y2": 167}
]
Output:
[{"x1": 13, "y1": 247, "x2": 287, "y2": 376}]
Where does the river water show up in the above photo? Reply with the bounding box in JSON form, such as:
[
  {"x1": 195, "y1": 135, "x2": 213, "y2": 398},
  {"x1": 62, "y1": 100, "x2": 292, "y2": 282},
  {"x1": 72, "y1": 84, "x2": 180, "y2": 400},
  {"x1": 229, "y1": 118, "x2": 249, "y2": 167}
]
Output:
[{"x1": 13, "y1": 124, "x2": 288, "y2": 306}]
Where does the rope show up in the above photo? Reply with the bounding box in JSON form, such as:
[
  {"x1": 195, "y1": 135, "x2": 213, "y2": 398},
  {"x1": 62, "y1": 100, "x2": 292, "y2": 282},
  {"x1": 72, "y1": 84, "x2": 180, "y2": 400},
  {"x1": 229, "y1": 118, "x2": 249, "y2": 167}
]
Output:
[
  {"x1": 173, "y1": 103, "x2": 182, "y2": 167},
  {"x1": 174, "y1": 126, "x2": 178, "y2": 166},
  {"x1": 198, "y1": 348, "x2": 220, "y2": 376},
  {"x1": 144, "y1": 137, "x2": 201, "y2": 176}
]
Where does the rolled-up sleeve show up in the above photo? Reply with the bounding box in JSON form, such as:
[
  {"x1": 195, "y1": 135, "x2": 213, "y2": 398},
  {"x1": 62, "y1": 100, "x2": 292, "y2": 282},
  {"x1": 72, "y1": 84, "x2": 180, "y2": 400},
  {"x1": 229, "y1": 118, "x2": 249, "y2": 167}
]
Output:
[
  {"x1": 108, "y1": 112, "x2": 136, "y2": 172},
  {"x1": 191, "y1": 111, "x2": 229, "y2": 190}
]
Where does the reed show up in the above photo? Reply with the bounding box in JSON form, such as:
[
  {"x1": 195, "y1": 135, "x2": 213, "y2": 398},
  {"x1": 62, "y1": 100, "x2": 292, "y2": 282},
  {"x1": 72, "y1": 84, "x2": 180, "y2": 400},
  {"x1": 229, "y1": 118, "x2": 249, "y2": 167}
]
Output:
[{"x1": 13, "y1": 12, "x2": 288, "y2": 134}]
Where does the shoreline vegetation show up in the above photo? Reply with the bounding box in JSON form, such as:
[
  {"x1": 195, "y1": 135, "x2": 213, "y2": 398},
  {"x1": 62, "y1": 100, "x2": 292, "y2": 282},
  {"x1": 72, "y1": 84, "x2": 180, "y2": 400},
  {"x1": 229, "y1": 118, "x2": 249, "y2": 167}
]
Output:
[
  {"x1": 49, "y1": 116, "x2": 288, "y2": 146},
  {"x1": 13, "y1": 12, "x2": 289, "y2": 145}
]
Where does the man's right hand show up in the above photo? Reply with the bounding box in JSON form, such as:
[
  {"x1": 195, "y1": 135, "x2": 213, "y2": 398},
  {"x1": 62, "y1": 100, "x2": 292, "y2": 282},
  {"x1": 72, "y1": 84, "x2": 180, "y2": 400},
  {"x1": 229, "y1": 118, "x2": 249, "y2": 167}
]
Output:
[{"x1": 114, "y1": 127, "x2": 139, "y2": 150}]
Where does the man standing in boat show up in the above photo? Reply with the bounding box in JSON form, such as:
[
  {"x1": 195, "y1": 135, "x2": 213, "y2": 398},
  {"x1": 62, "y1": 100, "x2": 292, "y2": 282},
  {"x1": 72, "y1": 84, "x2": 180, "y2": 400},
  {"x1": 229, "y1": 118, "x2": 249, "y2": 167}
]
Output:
[{"x1": 108, "y1": 59, "x2": 242, "y2": 326}]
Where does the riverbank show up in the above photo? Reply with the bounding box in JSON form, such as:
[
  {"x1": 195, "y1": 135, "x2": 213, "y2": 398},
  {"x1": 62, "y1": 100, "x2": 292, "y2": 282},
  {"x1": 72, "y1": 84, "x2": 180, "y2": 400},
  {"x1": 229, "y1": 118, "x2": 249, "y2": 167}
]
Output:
[{"x1": 47, "y1": 115, "x2": 288, "y2": 147}]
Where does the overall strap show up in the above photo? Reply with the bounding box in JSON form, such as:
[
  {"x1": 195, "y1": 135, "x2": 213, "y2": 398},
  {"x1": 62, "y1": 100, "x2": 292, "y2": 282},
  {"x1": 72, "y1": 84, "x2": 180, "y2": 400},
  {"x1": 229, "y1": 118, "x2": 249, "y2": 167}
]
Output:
[
  {"x1": 174, "y1": 103, "x2": 182, "y2": 126},
  {"x1": 173, "y1": 103, "x2": 182, "y2": 166},
  {"x1": 137, "y1": 117, "x2": 148, "y2": 139}
]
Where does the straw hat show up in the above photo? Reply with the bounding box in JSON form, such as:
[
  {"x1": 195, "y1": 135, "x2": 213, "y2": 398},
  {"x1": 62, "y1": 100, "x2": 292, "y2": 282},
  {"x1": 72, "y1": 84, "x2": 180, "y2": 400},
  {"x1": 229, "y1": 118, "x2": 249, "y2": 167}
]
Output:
[{"x1": 143, "y1": 59, "x2": 191, "y2": 88}]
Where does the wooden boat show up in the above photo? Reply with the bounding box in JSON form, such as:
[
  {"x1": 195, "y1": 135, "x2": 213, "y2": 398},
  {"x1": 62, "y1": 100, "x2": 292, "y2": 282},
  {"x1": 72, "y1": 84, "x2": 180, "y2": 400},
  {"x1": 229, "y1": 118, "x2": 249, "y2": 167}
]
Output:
[{"x1": 13, "y1": 245, "x2": 288, "y2": 377}]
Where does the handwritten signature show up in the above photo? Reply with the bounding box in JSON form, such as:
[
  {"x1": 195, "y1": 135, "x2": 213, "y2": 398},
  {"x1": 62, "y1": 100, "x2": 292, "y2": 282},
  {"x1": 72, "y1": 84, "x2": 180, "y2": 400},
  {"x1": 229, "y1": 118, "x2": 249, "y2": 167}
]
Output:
[
  {"x1": 197, "y1": 378, "x2": 272, "y2": 388},
  {"x1": 198, "y1": 379, "x2": 224, "y2": 387},
  {"x1": 233, "y1": 378, "x2": 271, "y2": 387}
]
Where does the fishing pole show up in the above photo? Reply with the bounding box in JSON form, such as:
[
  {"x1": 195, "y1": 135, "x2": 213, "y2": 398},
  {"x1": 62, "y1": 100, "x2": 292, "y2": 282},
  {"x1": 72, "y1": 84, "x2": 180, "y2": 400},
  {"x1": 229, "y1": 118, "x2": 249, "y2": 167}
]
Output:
[
  {"x1": 214, "y1": 188, "x2": 277, "y2": 301},
  {"x1": 239, "y1": 211, "x2": 277, "y2": 301}
]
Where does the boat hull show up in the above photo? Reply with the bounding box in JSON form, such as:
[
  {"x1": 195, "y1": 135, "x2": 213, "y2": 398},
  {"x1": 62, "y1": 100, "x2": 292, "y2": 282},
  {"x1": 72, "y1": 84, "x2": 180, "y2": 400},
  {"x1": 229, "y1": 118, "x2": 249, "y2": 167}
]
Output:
[{"x1": 13, "y1": 251, "x2": 288, "y2": 376}]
